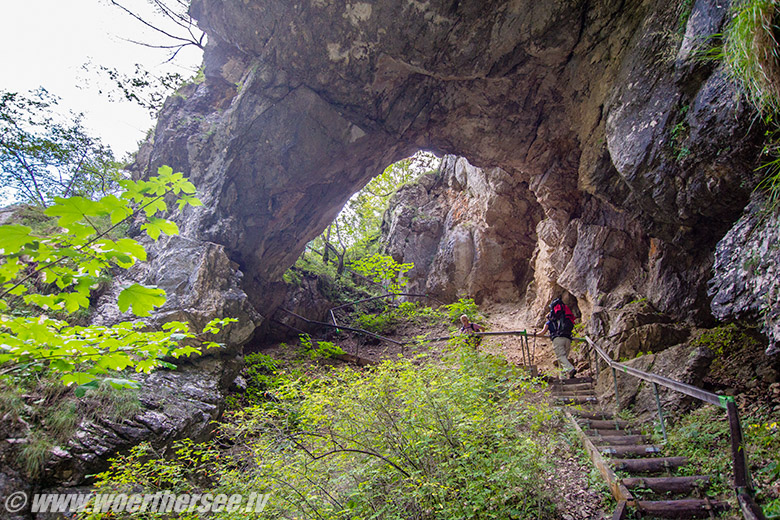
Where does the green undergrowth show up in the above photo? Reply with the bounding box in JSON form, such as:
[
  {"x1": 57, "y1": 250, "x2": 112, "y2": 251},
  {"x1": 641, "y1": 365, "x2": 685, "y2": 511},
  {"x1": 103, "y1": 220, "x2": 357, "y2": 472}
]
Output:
[
  {"x1": 81, "y1": 340, "x2": 572, "y2": 519},
  {"x1": 353, "y1": 297, "x2": 484, "y2": 336},
  {"x1": 0, "y1": 373, "x2": 142, "y2": 478},
  {"x1": 653, "y1": 404, "x2": 780, "y2": 515},
  {"x1": 354, "y1": 300, "x2": 446, "y2": 334}
]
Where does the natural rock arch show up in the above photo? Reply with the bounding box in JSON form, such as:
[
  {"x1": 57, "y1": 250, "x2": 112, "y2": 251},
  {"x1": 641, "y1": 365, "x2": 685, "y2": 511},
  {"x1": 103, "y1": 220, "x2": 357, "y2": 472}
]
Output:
[{"x1": 129, "y1": 0, "x2": 760, "y2": 336}]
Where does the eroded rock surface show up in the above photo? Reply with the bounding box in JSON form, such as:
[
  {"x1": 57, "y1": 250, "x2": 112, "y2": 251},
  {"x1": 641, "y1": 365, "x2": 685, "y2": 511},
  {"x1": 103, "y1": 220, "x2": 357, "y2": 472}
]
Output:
[{"x1": 710, "y1": 194, "x2": 780, "y2": 355}]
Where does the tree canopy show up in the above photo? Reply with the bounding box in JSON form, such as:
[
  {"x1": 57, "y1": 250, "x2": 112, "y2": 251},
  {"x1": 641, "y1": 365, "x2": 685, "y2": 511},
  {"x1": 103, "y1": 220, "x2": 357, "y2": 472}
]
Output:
[{"x1": 0, "y1": 89, "x2": 125, "y2": 207}]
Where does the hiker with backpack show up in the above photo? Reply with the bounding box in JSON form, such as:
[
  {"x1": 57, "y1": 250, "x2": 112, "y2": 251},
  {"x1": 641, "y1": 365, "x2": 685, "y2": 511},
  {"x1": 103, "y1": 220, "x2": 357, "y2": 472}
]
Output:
[{"x1": 536, "y1": 298, "x2": 577, "y2": 378}]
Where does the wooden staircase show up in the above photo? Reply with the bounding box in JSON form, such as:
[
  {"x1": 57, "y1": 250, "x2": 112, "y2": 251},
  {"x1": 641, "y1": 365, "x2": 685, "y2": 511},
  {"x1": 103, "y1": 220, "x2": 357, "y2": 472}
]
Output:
[{"x1": 550, "y1": 376, "x2": 731, "y2": 519}]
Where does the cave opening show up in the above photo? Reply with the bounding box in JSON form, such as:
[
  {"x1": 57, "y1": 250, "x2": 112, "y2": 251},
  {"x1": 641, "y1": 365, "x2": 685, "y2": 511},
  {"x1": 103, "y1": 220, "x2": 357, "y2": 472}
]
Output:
[{"x1": 284, "y1": 150, "x2": 442, "y2": 285}]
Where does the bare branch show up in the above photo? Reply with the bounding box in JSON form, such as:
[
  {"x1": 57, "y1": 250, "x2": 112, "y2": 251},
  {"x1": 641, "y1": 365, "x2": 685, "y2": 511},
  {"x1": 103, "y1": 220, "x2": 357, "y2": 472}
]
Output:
[{"x1": 108, "y1": 0, "x2": 204, "y2": 50}]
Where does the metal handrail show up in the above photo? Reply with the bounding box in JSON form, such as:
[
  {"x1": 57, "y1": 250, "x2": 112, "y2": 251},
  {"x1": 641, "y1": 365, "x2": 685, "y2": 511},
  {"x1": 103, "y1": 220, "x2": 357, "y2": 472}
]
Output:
[
  {"x1": 585, "y1": 337, "x2": 726, "y2": 408},
  {"x1": 583, "y1": 335, "x2": 766, "y2": 520}
]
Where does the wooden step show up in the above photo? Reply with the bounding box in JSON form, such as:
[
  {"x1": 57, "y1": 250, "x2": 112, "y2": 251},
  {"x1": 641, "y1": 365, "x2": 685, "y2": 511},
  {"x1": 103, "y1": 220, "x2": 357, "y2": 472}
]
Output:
[
  {"x1": 588, "y1": 430, "x2": 650, "y2": 446},
  {"x1": 612, "y1": 456, "x2": 688, "y2": 473},
  {"x1": 590, "y1": 434, "x2": 650, "y2": 446},
  {"x1": 584, "y1": 419, "x2": 630, "y2": 430},
  {"x1": 636, "y1": 498, "x2": 729, "y2": 518},
  {"x1": 622, "y1": 476, "x2": 710, "y2": 494},
  {"x1": 556, "y1": 396, "x2": 598, "y2": 404},
  {"x1": 600, "y1": 445, "x2": 663, "y2": 457},
  {"x1": 550, "y1": 376, "x2": 593, "y2": 385},
  {"x1": 553, "y1": 390, "x2": 597, "y2": 397},
  {"x1": 550, "y1": 382, "x2": 593, "y2": 392},
  {"x1": 588, "y1": 428, "x2": 639, "y2": 437},
  {"x1": 569, "y1": 409, "x2": 614, "y2": 420}
]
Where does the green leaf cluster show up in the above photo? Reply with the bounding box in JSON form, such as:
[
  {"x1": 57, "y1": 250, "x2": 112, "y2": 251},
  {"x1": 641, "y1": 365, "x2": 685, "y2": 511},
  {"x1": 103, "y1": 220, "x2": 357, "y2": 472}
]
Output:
[
  {"x1": 287, "y1": 153, "x2": 438, "y2": 288},
  {"x1": 660, "y1": 404, "x2": 780, "y2": 513},
  {"x1": 444, "y1": 297, "x2": 484, "y2": 323},
  {"x1": 0, "y1": 166, "x2": 234, "y2": 387},
  {"x1": 354, "y1": 301, "x2": 445, "y2": 335},
  {"x1": 349, "y1": 253, "x2": 413, "y2": 295},
  {"x1": 0, "y1": 88, "x2": 126, "y2": 207}
]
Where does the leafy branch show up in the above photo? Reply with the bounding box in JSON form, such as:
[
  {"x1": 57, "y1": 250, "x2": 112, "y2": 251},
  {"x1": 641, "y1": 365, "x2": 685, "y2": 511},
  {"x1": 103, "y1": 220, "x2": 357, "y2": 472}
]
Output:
[{"x1": 0, "y1": 165, "x2": 226, "y2": 388}]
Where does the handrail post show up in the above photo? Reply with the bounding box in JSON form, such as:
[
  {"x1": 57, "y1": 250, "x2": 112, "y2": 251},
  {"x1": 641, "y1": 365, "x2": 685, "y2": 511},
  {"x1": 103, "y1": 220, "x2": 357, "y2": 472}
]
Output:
[
  {"x1": 652, "y1": 382, "x2": 667, "y2": 443},
  {"x1": 726, "y1": 398, "x2": 752, "y2": 493},
  {"x1": 612, "y1": 366, "x2": 620, "y2": 413},
  {"x1": 725, "y1": 399, "x2": 767, "y2": 520}
]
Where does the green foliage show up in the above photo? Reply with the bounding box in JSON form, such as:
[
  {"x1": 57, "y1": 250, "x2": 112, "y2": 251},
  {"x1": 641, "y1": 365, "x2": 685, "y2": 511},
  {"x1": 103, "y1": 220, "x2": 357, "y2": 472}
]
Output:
[
  {"x1": 661, "y1": 404, "x2": 780, "y2": 513},
  {"x1": 1, "y1": 374, "x2": 144, "y2": 478},
  {"x1": 355, "y1": 301, "x2": 445, "y2": 335},
  {"x1": 444, "y1": 297, "x2": 483, "y2": 323},
  {"x1": 395, "y1": 300, "x2": 445, "y2": 322},
  {"x1": 677, "y1": 0, "x2": 695, "y2": 36},
  {"x1": 85, "y1": 62, "x2": 187, "y2": 116},
  {"x1": 670, "y1": 104, "x2": 691, "y2": 161},
  {"x1": 0, "y1": 165, "x2": 235, "y2": 387},
  {"x1": 721, "y1": 0, "x2": 780, "y2": 214},
  {"x1": 355, "y1": 311, "x2": 395, "y2": 334},
  {"x1": 298, "y1": 334, "x2": 345, "y2": 360},
  {"x1": 349, "y1": 253, "x2": 413, "y2": 295},
  {"x1": 19, "y1": 433, "x2": 52, "y2": 479},
  {"x1": 723, "y1": 0, "x2": 780, "y2": 116},
  {"x1": 689, "y1": 323, "x2": 761, "y2": 359},
  {"x1": 290, "y1": 153, "x2": 439, "y2": 291},
  {"x1": 0, "y1": 88, "x2": 126, "y2": 207},
  {"x1": 88, "y1": 346, "x2": 563, "y2": 519},
  {"x1": 334, "y1": 155, "x2": 435, "y2": 251}
]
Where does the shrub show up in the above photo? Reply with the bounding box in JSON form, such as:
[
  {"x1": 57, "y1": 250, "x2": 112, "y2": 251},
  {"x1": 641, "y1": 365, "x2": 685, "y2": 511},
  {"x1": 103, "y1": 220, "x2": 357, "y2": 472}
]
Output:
[
  {"x1": 85, "y1": 346, "x2": 564, "y2": 519},
  {"x1": 444, "y1": 297, "x2": 483, "y2": 323}
]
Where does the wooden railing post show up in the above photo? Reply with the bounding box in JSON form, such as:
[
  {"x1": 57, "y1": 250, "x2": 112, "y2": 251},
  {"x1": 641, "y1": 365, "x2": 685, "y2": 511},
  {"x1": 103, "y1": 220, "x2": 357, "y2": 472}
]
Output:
[
  {"x1": 586, "y1": 336, "x2": 770, "y2": 520},
  {"x1": 725, "y1": 398, "x2": 767, "y2": 520}
]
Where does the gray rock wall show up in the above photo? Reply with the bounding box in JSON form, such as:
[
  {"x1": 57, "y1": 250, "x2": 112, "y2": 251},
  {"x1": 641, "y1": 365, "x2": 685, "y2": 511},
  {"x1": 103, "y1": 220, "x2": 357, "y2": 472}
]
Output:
[{"x1": 710, "y1": 194, "x2": 780, "y2": 355}]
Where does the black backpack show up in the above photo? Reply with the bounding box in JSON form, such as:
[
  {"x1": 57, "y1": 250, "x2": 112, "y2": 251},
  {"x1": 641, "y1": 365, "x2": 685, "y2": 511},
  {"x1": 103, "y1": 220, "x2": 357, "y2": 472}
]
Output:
[{"x1": 549, "y1": 298, "x2": 574, "y2": 337}]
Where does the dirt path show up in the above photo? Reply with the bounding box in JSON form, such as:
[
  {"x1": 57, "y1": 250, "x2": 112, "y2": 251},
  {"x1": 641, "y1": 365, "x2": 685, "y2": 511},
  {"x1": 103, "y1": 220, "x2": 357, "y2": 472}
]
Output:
[{"x1": 479, "y1": 303, "x2": 561, "y2": 376}]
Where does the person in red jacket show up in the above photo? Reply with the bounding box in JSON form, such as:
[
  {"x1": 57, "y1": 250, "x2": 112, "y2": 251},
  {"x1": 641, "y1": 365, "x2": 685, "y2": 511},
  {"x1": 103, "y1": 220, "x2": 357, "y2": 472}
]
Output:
[{"x1": 537, "y1": 298, "x2": 576, "y2": 379}]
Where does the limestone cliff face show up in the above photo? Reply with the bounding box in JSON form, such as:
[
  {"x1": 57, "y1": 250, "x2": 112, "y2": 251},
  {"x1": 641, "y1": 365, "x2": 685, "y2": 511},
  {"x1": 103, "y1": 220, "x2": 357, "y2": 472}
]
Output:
[
  {"x1": 709, "y1": 194, "x2": 780, "y2": 355},
  {"x1": 382, "y1": 156, "x2": 542, "y2": 304}
]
